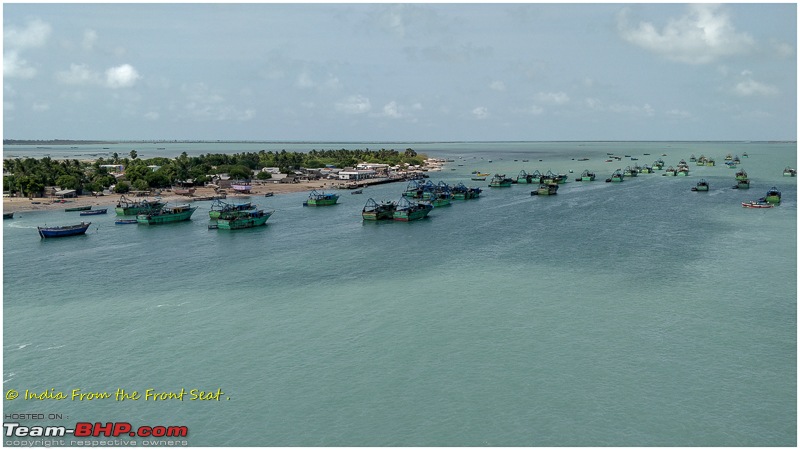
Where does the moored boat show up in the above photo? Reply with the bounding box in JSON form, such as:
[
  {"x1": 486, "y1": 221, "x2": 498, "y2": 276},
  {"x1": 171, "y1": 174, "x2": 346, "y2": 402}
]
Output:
[
  {"x1": 362, "y1": 198, "x2": 397, "y2": 221},
  {"x1": 393, "y1": 197, "x2": 433, "y2": 221},
  {"x1": 209, "y1": 200, "x2": 255, "y2": 219},
  {"x1": 65, "y1": 205, "x2": 92, "y2": 212},
  {"x1": 115, "y1": 195, "x2": 164, "y2": 215},
  {"x1": 530, "y1": 182, "x2": 559, "y2": 196},
  {"x1": 136, "y1": 204, "x2": 197, "y2": 224},
  {"x1": 783, "y1": 166, "x2": 796, "y2": 177},
  {"x1": 37, "y1": 222, "x2": 91, "y2": 238},
  {"x1": 216, "y1": 209, "x2": 273, "y2": 229},
  {"x1": 578, "y1": 169, "x2": 596, "y2": 181},
  {"x1": 80, "y1": 208, "x2": 108, "y2": 216},
  {"x1": 735, "y1": 169, "x2": 748, "y2": 181},
  {"x1": 609, "y1": 169, "x2": 624, "y2": 182},
  {"x1": 488, "y1": 174, "x2": 513, "y2": 187},
  {"x1": 3, "y1": 212, "x2": 14, "y2": 219},
  {"x1": 304, "y1": 190, "x2": 339, "y2": 206},
  {"x1": 760, "y1": 187, "x2": 781, "y2": 204},
  {"x1": 691, "y1": 179, "x2": 709, "y2": 191},
  {"x1": 115, "y1": 219, "x2": 138, "y2": 224},
  {"x1": 516, "y1": 170, "x2": 533, "y2": 184},
  {"x1": 735, "y1": 179, "x2": 750, "y2": 189}
]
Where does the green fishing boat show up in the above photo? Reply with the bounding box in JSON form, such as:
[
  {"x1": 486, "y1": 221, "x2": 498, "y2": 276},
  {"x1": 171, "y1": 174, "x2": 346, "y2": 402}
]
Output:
[
  {"x1": 705, "y1": 159, "x2": 715, "y2": 166},
  {"x1": 736, "y1": 179, "x2": 750, "y2": 189},
  {"x1": 663, "y1": 166, "x2": 677, "y2": 176},
  {"x1": 783, "y1": 166, "x2": 796, "y2": 177},
  {"x1": 430, "y1": 192, "x2": 452, "y2": 207},
  {"x1": 115, "y1": 195, "x2": 164, "y2": 216},
  {"x1": 735, "y1": 169, "x2": 748, "y2": 181},
  {"x1": 216, "y1": 209, "x2": 273, "y2": 229},
  {"x1": 610, "y1": 169, "x2": 624, "y2": 182},
  {"x1": 136, "y1": 204, "x2": 197, "y2": 224},
  {"x1": 691, "y1": 179, "x2": 709, "y2": 191},
  {"x1": 530, "y1": 182, "x2": 559, "y2": 196},
  {"x1": 761, "y1": 187, "x2": 781, "y2": 204},
  {"x1": 362, "y1": 198, "x2": 396, "y2": 221},
  {"x1": 304, "y1": 190, "x2": 339, "y2": 206},
  {"x1": 516, "y1": 170, "x2": 533, "y2": 184},
  {"x1": 393, "y1": 197, "x2": 433, "y2": 221},
  {"x1": 576, "y1": 170, "x2": 596, "y2": 181},
  {"x1": 451, "y1": 183, "x2": 481, "y2": 200},
  {"x1": 209, "y1": 200, "x2": 255, "y2": 219},
  {"x1": 488, "y1": 174, "x2": 513, "y2": 187}
]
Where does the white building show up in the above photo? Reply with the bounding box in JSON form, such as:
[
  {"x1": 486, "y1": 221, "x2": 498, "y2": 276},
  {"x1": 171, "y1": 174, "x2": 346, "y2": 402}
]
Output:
[{"x1": 338, "y1": 169, "x2": 376, "y2": 180}]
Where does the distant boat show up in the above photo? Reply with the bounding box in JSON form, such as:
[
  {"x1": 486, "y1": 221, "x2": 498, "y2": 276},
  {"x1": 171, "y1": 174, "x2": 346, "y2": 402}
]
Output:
[
  {"x1": 304, "y1": 190, "x2": 339, "y2": 206},
  {"x1": 38, "y1": 222, "x2": 91, "y2": 238},
  {"x1": 760, "y1": 187, "x2": 781, "y2": 204},
  {"x1": 351, "y1": 189, "x2": 363, "y2": 194},
  {"x1": 65, "y1": 205, "x2": 92, "y2": 212},
  {"x1": 783, "y1": 166, "x2": 796, "y2": 177},
  {"x1": 80, "y1": 208, "x2": 108, "y2": 215},
  {"x1": 209, "y1": 200, "x2": 255, "y2": 219},
  {"x1": 115, "y1": 219, "x2": 138, "y2": 225},
  {"x1": 264, "y1": 192, "x2": 274, "y2": 197},
  {"x1": 136, "y1": 204, "x2": 197, "y2": 224},
  {"x1": 3, "y1": 212, "x2": 14, "y2": 220},
  {"x1": 530, "y1": 182, "x2": 558, "y2": 196},
  {"x1": 115, "y1": 196, "x2": 164, "y2": 216},
  {"x1": 216, "y1": 209, "x2": 273, "y2": 230},
  {"x1": 488, "y1": 174, "x2": 513, "y2": 187},
  {"x1": 362, "y1": 198, "x2": 397, "y2": 221},
  {"x1": 691, "y1": 179, "x2": 709, "y2": 191},
  {"x1": 393, "y1": 197, "x2": 433, "y2": 221},
  {"x1": 577, "y1": 170, "x2": 596, "y2": 182}
]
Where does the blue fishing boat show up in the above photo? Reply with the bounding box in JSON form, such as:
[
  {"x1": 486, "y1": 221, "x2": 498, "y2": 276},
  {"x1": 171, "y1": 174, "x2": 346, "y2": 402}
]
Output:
[{"x1": 37, "y1": 222, "x2": 91, "y2": 238}]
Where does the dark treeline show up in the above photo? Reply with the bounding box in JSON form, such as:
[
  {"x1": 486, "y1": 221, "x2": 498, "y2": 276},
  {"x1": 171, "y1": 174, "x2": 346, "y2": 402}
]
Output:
[{"x1": 2, "y1": 148, "x2": 425, "y2": 197}]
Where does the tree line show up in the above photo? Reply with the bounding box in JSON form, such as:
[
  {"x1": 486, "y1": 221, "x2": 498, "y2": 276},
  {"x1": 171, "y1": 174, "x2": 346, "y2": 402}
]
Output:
[{"x1": 2, "y1": 148, "x2": 425, "y2": 197}]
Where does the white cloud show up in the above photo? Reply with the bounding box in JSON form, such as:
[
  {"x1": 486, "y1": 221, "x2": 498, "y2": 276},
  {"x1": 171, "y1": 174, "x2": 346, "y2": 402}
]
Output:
[
  {"x1": 32, "y1": 102, "x2": 50, "y2": 112},
  {"x1": 144, "y1": 111, "x2": 160, "y2": 120},
  {"x1": 617, "y1": 4, "x2": 754, "y2": 64},
  {"x1": 4, "y1": 51, "x2": 37, "y2": 79},
  {"x1": 82, "y1": 30, "x2": 98, "y2": 51},
  {"x1": 472, "y1": 106, "x2": 488, "y2": 119},
  {"x1": 490, "y1": 81, "x2": 506, "y2": 91},
  {"x1": 381, "y1": 101, "x2": 402, "y2": 118},
  {"x1": 4, "y1": 18, "x2": 52, "y2": 49},
  {"x1": 584, "y1": 98, "x2": 655, "y2": 117},
  {"x1": 734, "y1": 78, "x2": 778, "y2": 97},
  {"x1": 536, "y1": 91, "x2": 570, "y2": 105},
  {"x1": 665, "y1": 109, "x2": 691, "y2": 119},
  {"x1": 335, "y1": 95, "x2": 371, "y2": 114},
  {"x1": 56, "y1": 64, "x2": 99, "y2": 85},
  {"x1": 180, "y1": 83, "x2": 255, "y2": 121},
  {"x1": 5, "y1": 102, "x2": 15, "y2": 112},
  {"x1": 105, "y1": 64, "x2": 140, "y2": 88}
]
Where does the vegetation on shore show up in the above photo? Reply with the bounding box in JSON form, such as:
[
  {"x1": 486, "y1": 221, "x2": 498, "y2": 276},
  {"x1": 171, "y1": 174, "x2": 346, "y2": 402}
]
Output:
[{"x1": 2, "y1": 148, "x2": 426, "y2": 197}]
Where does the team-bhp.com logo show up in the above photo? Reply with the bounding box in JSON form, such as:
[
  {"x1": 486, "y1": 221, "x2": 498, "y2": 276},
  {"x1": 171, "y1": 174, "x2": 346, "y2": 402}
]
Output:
[{"x1": 4, "y1": 422, "x2": 188, "y2": 438}]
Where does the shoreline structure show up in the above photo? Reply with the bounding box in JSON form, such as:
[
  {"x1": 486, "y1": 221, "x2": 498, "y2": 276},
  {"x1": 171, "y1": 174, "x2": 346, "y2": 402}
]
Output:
[{"x1": 3, "y1": 151, "x2": 443, "y2": 213}]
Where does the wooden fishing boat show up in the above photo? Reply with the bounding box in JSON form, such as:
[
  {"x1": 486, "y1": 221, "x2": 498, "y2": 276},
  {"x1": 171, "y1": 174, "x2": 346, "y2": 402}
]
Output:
[
  {"x1": 304, "y1": 190, "x2": 339, "y2": 206},
  {"x1": 488, "y1": 174, "x2": 513, "y2": 187},
  {"x1": 65, "y1": 205, "x2": 92, "y2": 212},
  {"x1": 115, "y1": 219, "x2": 138, "y2": 224},
  {"x1": 393, "y1": 197, "x2": 433, "y2": 221},
  {"x1": 362, "y1": 198, "x2": 397, "y2": 221},
  {"x1": 115, "y1": 196, "x2": 164, "y2": 215},
  {"x1": 38, "y1": 222, "x2": 91, "y2": 238},
  {"x1": 80, "y1": 208, "x2": 107, "y2": 216},
  {"x1": 136, "y1": 204, "x2": 197, "y2": 224},
  {"x1": 691, "y1": 179, "x2": 709, "y2": 191},
  {"x1": 760, "y1": 187, "x2": 781, "y2": 204},
  {"x1": 530, "y1": 183, "x2": 558, "y2": 196},
  {"x1": 783, "y1": 167, "x2": 796, "y2": 177},
  {"x1": 3, "y1": 212, "x2": 14, "y2": 220},
  {"x1": 208, "y1": 200, "x2": 255, "y2": 219},
  {"x1": 216, "y1": 209, "x2": 273, "y2": 229}
]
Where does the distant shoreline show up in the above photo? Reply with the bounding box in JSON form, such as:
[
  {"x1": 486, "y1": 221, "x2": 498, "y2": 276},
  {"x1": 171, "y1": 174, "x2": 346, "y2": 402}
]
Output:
[{"x1": 4, "y1": 139, "x2": 796, "y2": 146}]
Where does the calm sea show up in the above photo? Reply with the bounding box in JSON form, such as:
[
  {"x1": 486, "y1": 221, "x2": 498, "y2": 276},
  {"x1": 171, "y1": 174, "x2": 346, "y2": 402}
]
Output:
[{"x1": 3, "y1": 142, "x2": 796, "y2": 446}]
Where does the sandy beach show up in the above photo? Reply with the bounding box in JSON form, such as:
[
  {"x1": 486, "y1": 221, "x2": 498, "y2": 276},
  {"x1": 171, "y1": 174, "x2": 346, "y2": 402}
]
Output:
[{"x1": 2, "y1": 176, "x2": 412, "y2": 213}]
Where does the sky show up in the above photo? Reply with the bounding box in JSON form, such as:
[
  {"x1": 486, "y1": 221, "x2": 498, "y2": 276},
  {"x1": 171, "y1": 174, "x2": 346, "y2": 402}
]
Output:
[{"x1": 2, "y1": 3, "x2": 797, "y2": 142}]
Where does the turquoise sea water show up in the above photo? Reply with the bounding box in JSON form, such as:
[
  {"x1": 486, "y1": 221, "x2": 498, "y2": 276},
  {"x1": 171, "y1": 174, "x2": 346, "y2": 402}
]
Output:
[{"x1": 2, "y1": 142, "x2": 796, "y2": 446}]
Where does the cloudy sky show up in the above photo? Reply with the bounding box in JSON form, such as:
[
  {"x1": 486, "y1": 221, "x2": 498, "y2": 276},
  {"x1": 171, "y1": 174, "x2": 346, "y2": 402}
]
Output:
[{"x1": 3, "y1": 3, "x2": 796, "y2": 141}]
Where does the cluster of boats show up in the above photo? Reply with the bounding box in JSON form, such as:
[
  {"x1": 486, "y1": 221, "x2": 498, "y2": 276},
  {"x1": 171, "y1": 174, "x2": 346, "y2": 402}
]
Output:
[{"x1": 361, "y1": 179, "x2": 483, "y2": 222}]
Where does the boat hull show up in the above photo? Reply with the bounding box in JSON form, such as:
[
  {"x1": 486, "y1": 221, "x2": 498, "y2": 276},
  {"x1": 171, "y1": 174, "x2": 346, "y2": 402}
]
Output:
[
  {"x1": 136, "y1": 207, "x2": 197, "y2": 224},
  {"x1": 65, "y1": 206, "x2": 92, "y2": 212},
  {"x1": 217, "y1": 211, "x2": 272, "y2": 229},
  {"x1": 38, "y1": 222, "x2": 91, "y2": 238}
]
